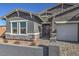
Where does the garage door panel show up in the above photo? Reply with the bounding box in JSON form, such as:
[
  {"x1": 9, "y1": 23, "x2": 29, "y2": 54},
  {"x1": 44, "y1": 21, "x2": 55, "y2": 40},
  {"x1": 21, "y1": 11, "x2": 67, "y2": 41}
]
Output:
[{"x1": 57, "y1": 24, "x2": 78, "y2": 41}]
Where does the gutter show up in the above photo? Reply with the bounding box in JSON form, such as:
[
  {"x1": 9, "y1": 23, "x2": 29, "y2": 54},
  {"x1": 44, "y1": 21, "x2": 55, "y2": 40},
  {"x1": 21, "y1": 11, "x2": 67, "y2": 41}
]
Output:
[{"x1": 55, "y1": 21, "x2": 79, "y2": 24}]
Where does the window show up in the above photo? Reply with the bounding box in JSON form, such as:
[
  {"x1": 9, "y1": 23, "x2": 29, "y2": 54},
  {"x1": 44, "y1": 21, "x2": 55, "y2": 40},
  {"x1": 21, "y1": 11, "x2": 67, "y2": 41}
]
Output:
[
  {"x1": 11, "y1": 20, "x2": 27, "y2": 35},
  {"x1": 20, "y1": 22, "x2": 26, "y2": 34},
  {"x1": 12, "y1": 22, "x2": 17, "y2": 34}
]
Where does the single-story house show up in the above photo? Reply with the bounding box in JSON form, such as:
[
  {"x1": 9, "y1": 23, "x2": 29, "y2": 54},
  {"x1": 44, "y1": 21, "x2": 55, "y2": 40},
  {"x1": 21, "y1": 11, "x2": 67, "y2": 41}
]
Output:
[
  {"x1": 1, "y1": 9, "x2": 42, "y2": 40},
  {"x1": 1, "y1": 3, "x2": 79, "y2": 42}
]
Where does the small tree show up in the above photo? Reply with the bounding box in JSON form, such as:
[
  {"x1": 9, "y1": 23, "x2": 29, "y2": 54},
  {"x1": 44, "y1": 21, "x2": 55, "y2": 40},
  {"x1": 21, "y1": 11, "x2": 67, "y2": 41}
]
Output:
[{"x1": 3, "y1": 39, "x2": 8, "y2": 43}]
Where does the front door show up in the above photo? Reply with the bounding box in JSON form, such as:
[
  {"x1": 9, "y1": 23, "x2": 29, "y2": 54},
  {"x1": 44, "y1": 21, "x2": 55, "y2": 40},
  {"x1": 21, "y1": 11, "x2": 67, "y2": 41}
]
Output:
[{"x1": 42, "y1": 24, "x2": 50, "y2": 39}]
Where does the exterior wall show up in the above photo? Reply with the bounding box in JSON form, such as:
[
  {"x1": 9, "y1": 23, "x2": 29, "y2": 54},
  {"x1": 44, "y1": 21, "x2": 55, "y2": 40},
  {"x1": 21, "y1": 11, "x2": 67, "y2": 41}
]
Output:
[
  {"x1": 0, "y1": 45, "x2": 43, "y2": 56},
  {"x1": 6, "y1": 17, "x2": 40, "y2": 40},
  {"x1": 6, "y1": 20, "x2": 11, "y2": 33},
  {"x1": 28, "y1": 20, "x2": 34, "y2": 33}
]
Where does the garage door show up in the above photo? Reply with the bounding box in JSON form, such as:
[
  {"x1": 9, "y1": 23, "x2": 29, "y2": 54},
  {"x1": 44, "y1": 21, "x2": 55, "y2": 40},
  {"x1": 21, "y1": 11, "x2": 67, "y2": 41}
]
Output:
[{"x1": 57, "y1": 24, "x2": 78, "y2": 41}]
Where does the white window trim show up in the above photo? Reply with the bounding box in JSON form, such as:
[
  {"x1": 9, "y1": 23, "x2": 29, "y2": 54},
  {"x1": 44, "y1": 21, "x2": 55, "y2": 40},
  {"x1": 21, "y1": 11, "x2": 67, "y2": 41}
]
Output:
[
  {"x1": 5, "y1": 32, "x2": 40, "y2": 36},
  {"x1": 10, "y1": 20, "x2": 28, "y2": 22},
  {"x1": 11, "y1": 22, "x2": 18, "y2": 35},
  {"x1": 10, "y1": 20, "x2": 28, "y2": 35},
  {"x1": 11, "y1": 22, "x2": 12, "y2": 34}
]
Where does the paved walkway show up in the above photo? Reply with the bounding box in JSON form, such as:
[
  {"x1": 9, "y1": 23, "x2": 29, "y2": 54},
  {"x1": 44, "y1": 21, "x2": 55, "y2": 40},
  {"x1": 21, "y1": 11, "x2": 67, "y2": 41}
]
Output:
[{"x1": 39, "y1": 39, "x2": 49, "y2": 46}]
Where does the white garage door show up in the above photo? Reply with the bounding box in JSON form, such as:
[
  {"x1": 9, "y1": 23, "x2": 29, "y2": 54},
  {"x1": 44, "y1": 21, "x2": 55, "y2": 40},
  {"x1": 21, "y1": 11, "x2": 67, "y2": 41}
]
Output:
[{"x1": 57, "y1": 24, "x2": 78, "y2": 41}]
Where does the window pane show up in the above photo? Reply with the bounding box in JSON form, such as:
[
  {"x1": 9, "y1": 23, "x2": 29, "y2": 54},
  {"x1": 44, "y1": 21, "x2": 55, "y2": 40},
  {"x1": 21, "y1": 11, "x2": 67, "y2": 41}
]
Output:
[
  {"x1": 20, "y1": 22, "x2": 26, "y2": 34},
  {"x1": 12, "y1": 22, "x2": 17, "y2": 28},
  {"x1": 12, "y1": 22, "x2": 17, "y2": 34},
  {"x1": 21, "y1": 29, "x2": 26, "y2": 34},
  {"x1": 13, "y1": 29, "x2": 17, "y2": 34},
  {"x1": 20, "y1": 22, "x2": 26, "y2": 27}
]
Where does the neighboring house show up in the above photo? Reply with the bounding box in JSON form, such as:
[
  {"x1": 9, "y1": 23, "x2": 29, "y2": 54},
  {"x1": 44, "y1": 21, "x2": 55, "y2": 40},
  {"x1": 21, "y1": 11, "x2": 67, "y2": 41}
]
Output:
[
  {"x1": 0, "y1": 25, "x2": 6, "y2": 37},
  {"x1": 1, "y1": 9, "x2": 42, "y2": 40}
]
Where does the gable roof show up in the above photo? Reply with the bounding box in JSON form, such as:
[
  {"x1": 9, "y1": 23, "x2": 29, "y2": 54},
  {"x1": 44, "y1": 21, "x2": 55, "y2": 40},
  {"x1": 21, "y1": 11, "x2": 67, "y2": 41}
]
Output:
[
  {"x1": 1, "y1": 8, "x2": 42, "y2": 22},
  {"x1": 4, "y1": 9, "x2": 33, "y2": 17},
  {"x1": 38, "y1": 3, "x2": 74, "y2": 16},
  {"x1": 38, "y1": 3, "x2": 76, "y2": 22},
  {"x1": 69, "y1": 13, "x2": 79, "y2": 21}
]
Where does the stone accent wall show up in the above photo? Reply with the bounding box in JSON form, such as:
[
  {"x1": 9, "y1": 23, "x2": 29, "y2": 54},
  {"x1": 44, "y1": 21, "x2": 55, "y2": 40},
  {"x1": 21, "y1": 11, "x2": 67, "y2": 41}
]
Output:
[{"x1": 5, "y1": 34, "x2": 35, "y2": 40}]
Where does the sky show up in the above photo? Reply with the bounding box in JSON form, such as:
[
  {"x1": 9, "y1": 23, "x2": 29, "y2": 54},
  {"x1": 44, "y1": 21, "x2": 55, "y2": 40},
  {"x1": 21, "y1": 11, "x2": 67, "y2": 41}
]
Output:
[{"x1": 0, "y1": 3, "x2": 57, "y2": 25}]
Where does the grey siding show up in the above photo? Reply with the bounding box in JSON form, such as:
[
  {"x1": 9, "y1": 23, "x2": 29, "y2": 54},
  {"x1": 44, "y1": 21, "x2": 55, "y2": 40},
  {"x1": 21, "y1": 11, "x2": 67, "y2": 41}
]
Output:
[
  {"x1": 28, "y1": 20, "x2": 34, "y2": 33},
  {"x1": 6, "y1": 21, "x2": 11, "y2": 33},
  {"x1": 34, "y1": 22, "x2": 39, "y2": 33}
]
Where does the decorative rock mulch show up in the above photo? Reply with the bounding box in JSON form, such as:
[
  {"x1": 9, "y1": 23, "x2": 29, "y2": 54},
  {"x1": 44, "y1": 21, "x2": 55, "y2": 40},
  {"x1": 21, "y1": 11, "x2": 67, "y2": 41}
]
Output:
[{"x1": 56, "y1": 41, "x2": 79, "y2": 56}]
